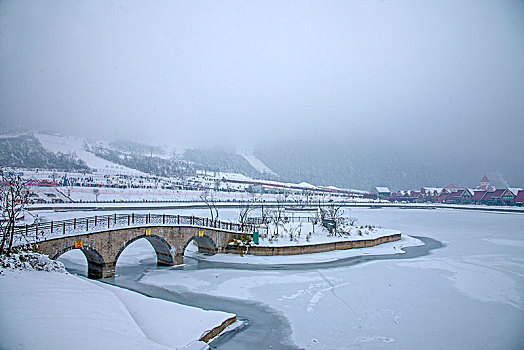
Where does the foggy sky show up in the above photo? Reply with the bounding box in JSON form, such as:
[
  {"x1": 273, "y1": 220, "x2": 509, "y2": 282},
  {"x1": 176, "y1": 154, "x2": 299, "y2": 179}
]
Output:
[{"x1": 1, "y1": 0, "x2": 523, "y2": 156}]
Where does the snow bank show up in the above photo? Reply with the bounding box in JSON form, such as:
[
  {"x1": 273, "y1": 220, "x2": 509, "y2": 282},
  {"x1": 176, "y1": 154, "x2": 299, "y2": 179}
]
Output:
[
  {"x1": 0, "y1": 270, "x2": 169, "y2": 350},
  {"x1": 0, "y1": 270, "x2": 235, "y2": 350},
  {"x1": 97, "y1": 283, "x2": 235, "y2": 348}
]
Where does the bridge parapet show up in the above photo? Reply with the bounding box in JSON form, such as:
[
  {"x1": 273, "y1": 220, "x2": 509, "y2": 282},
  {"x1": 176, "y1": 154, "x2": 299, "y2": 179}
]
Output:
[{"x1": 14, "y1": 213, "x2": 254, "y2": 246}]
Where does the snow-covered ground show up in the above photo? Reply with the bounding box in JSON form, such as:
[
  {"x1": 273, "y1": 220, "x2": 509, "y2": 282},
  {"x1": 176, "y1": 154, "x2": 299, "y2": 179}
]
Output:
[
  {"x1": 0, "y1": 250, "x2": 236, "y2": 350},
  {"x1": 255, "y1": 223, "x2": 400, "y2": 247},
  {"x1": 62, "y1": 186, "x2": 296, "y2": 203}
]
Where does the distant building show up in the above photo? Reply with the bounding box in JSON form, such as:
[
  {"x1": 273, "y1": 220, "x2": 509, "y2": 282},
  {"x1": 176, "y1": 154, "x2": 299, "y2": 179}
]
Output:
[
  {"x1": 514, "y1": 190, "x2": 524, "y2": 206},
  {"x1": 477, "y1": 175, "x2": 495, "y2": 191},
  {"x1": 374, "y1": 187, "x2": 391, "y2": 198},
  {"x1": 420, "y1": 187, "x2": 444, "y2": 202},
  {"x1": 483, "y1": 189, "x2": 505, "y2": 205},
  {"x1": 501, "y1": 188, "x2": 516, "y2": 204},
  {"x1": 443, "y1": 189, "x2": 473, "y2": 204},
  {"x1": 470, "y1": 190, "x2": 488, "y2": 204},
  {"x1": 444, "y1": 184, "x2": 465, "y2": 192}
]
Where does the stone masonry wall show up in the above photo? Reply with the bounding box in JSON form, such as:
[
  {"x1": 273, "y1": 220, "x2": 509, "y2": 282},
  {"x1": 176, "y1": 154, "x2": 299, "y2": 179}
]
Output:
[{"x1": 225, "y1": 233, "x2": 401, "y2": 256}]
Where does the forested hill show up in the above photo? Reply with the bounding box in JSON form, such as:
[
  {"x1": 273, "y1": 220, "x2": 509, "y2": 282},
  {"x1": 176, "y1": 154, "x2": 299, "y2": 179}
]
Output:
[{"x1": 0, "y1": 134, "x2": 88, "y2": 171}]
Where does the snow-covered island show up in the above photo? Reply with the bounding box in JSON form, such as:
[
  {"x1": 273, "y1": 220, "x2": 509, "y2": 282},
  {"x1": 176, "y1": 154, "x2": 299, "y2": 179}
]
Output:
[{"x1": 204, "y1": 218, "x2": 421, "y2": 265}]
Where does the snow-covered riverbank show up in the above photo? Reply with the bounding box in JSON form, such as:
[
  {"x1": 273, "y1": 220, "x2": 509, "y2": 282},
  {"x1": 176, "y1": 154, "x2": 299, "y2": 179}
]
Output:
[{"x1": 0, "y1": 269, "x2": 236, "y2": 350}]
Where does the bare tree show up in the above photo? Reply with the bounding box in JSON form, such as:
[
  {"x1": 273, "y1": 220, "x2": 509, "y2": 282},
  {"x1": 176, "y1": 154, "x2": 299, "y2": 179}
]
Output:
[
  {"x1": 348, "y1": 216, "x2": 358, "y2": 226},
  {"x1": 251, "y1": 202, "x2": 270, "y2": 238},
  {"x1": 238, "y1": 199, "x2": 254, "y2": 231},
  {"x1": 309, "y1": 200, "x2": 325, "y2": 234},
  {"x1": 93, "y1": 188, "x2": 100, "y2": 202},
  {"x1": 1, "y1": 170, "x2": 30, "y2": 255},
  {"x1": 287, "y1": 222, "x2": 301, "y2": 242},
  {"x1": 320, "y1": 202, "x2": 346, "y2": 236},
  {"x1": 258, "y1": 203, "x2": 269, "y2": 226},
  {"x1": 268, "y1": 195, "x2": 286, "y2": 240},
  {"x1": 200, "y1": 189, "x2": 219, "y2": 221}
]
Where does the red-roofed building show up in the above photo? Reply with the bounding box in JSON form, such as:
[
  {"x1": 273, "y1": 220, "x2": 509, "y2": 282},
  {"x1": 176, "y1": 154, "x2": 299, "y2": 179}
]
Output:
[
  {"x1": 501, "y1": 189, "x2": 516, "y2": 204},
  {"x1": 514, "y1": 190, "x2": 524, "y2": 206},
  {"x1": 483, "y1": 189, "x2": 505, "y2": 205},
  {"x1": 444, "y1": 189, "x2": 473, "y2": 204},
  {"x1": 437, "y1": 189, "x2": 452, "y2": 203},
  {"x1": 420, "y1": 187, "x2": 444, "y2": 202},
  {"x1": 441, "y1": 190, "x2": 457, "y2": 203},
  {"x1": 470, "y1": 190, "x2": 488, "y2": 204},
  {"x1": 477, "y1": 175, "x2": 495, "y2": 191},
  {"x1": 445, "y1": 184, "x2": 465, "y2": 192},
  {"x1": 394, "y1": 190, "x2": 423, "y2": 203}
]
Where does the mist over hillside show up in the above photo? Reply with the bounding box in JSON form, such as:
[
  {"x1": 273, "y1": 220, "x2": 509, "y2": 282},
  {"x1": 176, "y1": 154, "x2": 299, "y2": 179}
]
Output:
[{"x1": 255, "y1": 141, "x2": 523, "y2": 190}]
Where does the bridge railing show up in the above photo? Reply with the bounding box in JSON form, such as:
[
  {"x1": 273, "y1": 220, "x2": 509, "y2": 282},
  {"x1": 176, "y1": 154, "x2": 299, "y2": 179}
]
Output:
[{"x1": 10, "y1": 213, "x2": 255, "y2": 245}]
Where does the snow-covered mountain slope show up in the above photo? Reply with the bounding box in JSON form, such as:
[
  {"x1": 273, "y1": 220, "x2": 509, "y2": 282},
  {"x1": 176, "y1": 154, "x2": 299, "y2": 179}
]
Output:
[
  {"x1": 237, "y1": 150, "x2": 277, "y2": 176},
  {"x1": 36, "y1": 134, "x2": 145, "y2": 175}
]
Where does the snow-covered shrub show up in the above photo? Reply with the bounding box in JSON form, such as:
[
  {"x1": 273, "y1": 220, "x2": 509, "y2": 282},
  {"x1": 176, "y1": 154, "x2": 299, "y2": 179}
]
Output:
[{"x1": 0, "y1": 250, "x2": 66, "y2": 274}]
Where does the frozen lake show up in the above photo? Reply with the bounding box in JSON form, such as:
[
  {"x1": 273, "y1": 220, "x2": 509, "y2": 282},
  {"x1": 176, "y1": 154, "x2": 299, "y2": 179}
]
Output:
[{"x1": 59, "y1": 207, "x2": 524, "y2": 349}]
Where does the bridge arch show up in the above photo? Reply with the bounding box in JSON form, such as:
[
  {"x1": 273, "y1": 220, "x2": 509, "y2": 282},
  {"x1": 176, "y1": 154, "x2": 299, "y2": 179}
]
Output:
[
  {"x1": 53, "y1": 245, "x2": 105, "y2": 279},
  {"x1": 183, "y1": 234, "x2": 217, "y2": 255},
  {"x1": 114, "y1": 234, "x2": 175, "y2": 267}
]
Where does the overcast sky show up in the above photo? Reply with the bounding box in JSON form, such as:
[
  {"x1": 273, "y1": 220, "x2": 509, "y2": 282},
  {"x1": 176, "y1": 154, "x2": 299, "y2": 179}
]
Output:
[{"x1": 1, "y1": 0, "x2": 523, "y2": 155}]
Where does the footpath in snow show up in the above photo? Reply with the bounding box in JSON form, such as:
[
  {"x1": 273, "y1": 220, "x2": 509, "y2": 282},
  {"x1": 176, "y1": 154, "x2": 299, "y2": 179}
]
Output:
[{"x1": 0, "y1": 269, "x2": 236, "y2": 350}]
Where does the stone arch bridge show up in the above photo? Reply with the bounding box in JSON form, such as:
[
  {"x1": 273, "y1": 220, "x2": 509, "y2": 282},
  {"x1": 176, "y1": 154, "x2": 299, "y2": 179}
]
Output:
[{"x1": 22, "y1": 213, "x2": 253, "y2": 279}]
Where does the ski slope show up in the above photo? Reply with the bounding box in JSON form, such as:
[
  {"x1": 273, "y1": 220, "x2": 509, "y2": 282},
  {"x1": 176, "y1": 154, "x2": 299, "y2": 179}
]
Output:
[{"x1": 36, "y1": 134, "x2": 145, "y2": 175}]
